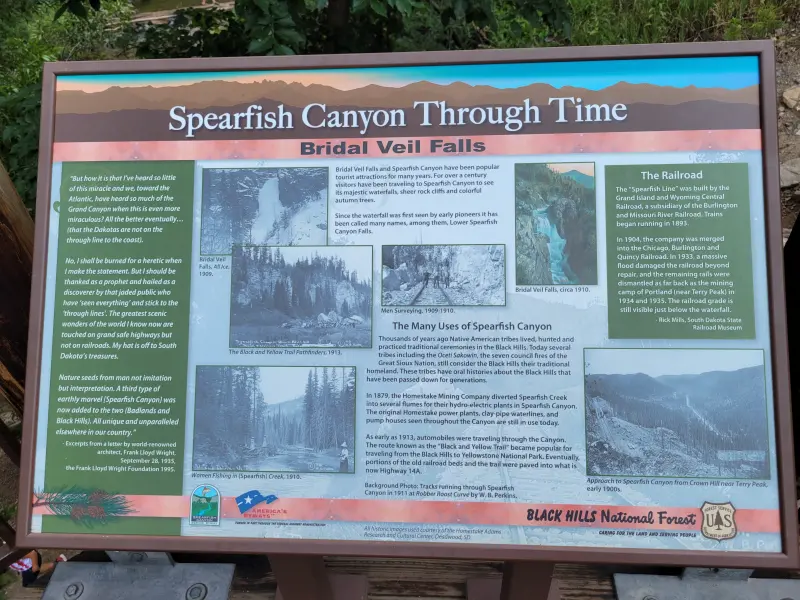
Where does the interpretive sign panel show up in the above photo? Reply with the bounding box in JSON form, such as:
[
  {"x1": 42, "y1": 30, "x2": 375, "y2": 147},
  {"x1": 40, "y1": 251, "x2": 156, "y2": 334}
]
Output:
[{"x1": 19, "y1": 42, "x2": 797, "y2": 568}]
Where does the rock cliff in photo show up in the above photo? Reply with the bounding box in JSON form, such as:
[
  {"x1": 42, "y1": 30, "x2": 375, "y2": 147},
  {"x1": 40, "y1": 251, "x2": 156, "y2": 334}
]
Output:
[{"x1": 515, "y1": 163, "x2": 597, "y2": 286}]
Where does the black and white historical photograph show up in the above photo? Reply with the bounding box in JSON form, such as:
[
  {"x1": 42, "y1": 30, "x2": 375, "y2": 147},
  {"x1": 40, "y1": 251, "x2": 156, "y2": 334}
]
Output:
[
  {"x1": 230, "y1": 245, "x2": 372, "y2": 348},
  {"x1": 584, "y1": 348, "x2": 769, "y2": 479},
  {"x1": 193, "y1": 366, "x2": 356, "y2": 473},
  {"x1": 200, "y1": 167, "x2": 328, "y2": 254},
  {"x1": 381, "y1": 244, "x2": 506, "y2": 306}
]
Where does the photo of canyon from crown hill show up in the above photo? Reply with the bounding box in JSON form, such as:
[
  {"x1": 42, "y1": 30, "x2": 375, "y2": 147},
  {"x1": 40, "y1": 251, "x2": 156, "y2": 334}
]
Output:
[{"x1": 53, "y1": 65, "x2": 760, "y2": 142}]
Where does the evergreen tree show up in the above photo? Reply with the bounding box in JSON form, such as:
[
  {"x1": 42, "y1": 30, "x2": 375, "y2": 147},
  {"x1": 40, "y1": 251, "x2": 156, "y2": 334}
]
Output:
[
  {"x1": 303, "y1": 369, "x2": 315, "y2": 447},
  {"x1": 231, "y1": 249, "x2": 371, "y2": 321},
  {"x1": 193, "y1": 366, "x2": 268, "y2": 470},
  {"x1": 328, "y1": 368, "x2": 340, "y2": 446},
  {"x1": 311, "y1": 368, "x2": 320, "y2": 447},
  {"x1": 341, "y1": 367, "x2": 356, "y2": 443},
  {"x1": 316, "y1": 367, "x2": 330, "y2": 450}
]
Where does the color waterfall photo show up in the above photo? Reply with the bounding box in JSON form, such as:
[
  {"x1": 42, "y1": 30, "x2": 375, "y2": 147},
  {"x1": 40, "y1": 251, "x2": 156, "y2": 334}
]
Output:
[{"x1": 514, "y1": 163, "x2": 597, "y2": 286}]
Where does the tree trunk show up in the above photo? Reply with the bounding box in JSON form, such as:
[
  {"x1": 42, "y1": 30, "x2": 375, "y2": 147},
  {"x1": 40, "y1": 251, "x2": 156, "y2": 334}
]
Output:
[
  {"x1": 327, "y1": 0, "x2": 351, "y2": 49},
  {"x1": 0, "y1": 162, "x2": 34, "y2": 417}
]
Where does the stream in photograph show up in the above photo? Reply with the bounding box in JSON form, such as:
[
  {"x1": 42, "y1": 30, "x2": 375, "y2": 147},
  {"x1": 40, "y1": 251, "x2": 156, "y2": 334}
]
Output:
[
  {"x1": 533, "y1": 208, "x2": 578, "y2": 284},
  {"x1": 242, "y1": 446, "x2": 342, "y2": 473}
]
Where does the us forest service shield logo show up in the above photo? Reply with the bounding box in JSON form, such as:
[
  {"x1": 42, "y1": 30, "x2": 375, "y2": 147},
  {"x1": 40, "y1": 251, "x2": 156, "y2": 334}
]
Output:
[
  {"x1": 190, "y1": 485, "x2": 221, "y2": 526},
  {"x1": 700, "y1": 502, "x2": 737, "y2": 541}
]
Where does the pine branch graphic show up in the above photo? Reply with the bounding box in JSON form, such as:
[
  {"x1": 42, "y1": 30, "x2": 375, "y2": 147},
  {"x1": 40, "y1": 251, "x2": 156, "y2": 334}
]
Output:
[{"x1": 33, "y1": 487, "x2": 134, "y2": 527}]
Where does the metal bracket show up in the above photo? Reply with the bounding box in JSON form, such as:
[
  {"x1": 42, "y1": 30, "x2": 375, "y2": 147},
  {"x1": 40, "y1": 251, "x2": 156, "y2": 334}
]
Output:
[
  {"x1": 42, "y1": 551, "x2": 235, "y2": 600},
  {"x1": 106, "y1": 551, "x2": 175, "y2": 566},
  {"x1": 681, "y1": 568, "x2": 753, "y2": 581},
  {"x1": 615, "y1": 569, "x2": 800, "y2": 600}
]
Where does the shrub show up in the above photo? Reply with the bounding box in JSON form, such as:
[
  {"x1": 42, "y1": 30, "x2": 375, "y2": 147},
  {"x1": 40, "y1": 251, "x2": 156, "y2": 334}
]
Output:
[
  {"x1": 567, "y1": 0, "x2": 782, "y2": 46},
  {"x1": 0, "y1": 0, "x2": 134, "y2": 213}
]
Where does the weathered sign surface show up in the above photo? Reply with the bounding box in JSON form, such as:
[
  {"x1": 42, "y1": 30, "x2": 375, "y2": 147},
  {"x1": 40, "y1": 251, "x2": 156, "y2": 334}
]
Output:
[{"x1": 18, "y1": 42, "x2": 798, "y2": 569}]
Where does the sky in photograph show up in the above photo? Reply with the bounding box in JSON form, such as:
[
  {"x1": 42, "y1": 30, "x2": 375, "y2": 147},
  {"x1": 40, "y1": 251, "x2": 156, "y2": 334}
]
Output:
[
  {"x1": 258, "y1": 367, "x2": 351, "y2": 405},
  {"x1": 548, "y1": 163, "x2": 594, "y2": 177},
  {"x1": 258, "y1": 367, "x2": 310, "y2": 405},
  {"x1": 279, "y1": 246, "x2": 372, "y2": 283},
  {"x1": 585, "y1": 349, "x2": 764, "y2": 377}
]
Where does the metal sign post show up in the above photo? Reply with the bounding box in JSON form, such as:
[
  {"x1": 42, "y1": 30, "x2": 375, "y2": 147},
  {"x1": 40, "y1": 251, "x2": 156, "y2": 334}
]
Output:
[
  {"x1": 467, "y1": 562, "x2": 560, "y2": 600},
  {"x1": 270, "y1": 555, "x2": 367, "y2": 600}
]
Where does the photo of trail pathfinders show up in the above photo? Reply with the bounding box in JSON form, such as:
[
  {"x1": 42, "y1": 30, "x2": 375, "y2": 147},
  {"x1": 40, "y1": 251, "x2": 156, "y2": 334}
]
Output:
[
  {"x1": 230, "y1": 245, "x2": 372, "y2": 348},
  {"x1": 515, "y1": 163, "x2": 597, "y2": 286},
  {"x1": 381, "y1": 244, "x2": 506, "y2": 306},
  {"x1": 200, "y1": 167, "x2": 328, "y2": 255},
  {"x1": 585, "y1": 349, "x2": 769, "y2": 479},
  {"x1": 193, "y1": 366, "x2": 356, "y2": 473}
]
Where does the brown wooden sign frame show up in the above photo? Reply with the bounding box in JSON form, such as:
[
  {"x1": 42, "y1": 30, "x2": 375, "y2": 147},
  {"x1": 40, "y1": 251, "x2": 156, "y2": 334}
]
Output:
[{"x1": 17, "y1": 40, "x2": 799, "y2": 570}]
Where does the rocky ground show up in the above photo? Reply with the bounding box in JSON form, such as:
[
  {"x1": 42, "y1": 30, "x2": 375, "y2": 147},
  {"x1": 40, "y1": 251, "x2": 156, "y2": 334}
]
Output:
[{"x1": 778, "y1": 19, "x2": 800, "y2": 232}]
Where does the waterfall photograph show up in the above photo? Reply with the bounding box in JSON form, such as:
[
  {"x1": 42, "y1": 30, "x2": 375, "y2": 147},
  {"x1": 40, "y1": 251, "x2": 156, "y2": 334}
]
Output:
[
  {"x1": 514, "y1": 163, "x2": 597, "y2": 286},
  {"x1": 200, "y1": 167, "x2": 328, "y2": 255},
  {"x1": 192, "y1": 365, "x2": 356, "y2": 473}
]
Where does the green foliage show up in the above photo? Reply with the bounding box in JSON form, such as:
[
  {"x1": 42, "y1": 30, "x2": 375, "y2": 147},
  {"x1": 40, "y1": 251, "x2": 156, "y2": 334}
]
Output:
[
  {"x1": 0, "y1": 84, "x2": 42, "y2": 215},
  {"x1": 131, "y1": 1, "x2": 395, "y2": 58},
  {"x1": 302, "y1": 3, "x2": 406, "y2": 53},
  {"x1": 34, "y1": 0, "x2": 788, "y2": 50},
  {"x1": 0, "y1": 0, "x2": 133, "y2": 96},
  {"x1": 568, "y1": 0, "x2": 782, "y2": 46},
  {"x1": 390, "y1": 0, "x2": 485, "y2": 52},
  {"x1": 56, "y1": 0, "x2": 103, "y2": 20},
  {"x1": 354, "y1": 0, "x2": 419, "y2": 16},
  {"x1": 91, "y1": 0, "x2": 572, "y2": 58},
  {"x1": 133, "y1": 0, "x2": 473, "y2": 57},
  {"x1": 486, "y1": 0, "x2": 558, "y2": 48},
  {"x1": 0, "y1": 502, "x2": 17, "y2": 523},
  {"x1": 0, "y1": 0, "x2": 133, "y2": 213},
  {"x1": 131, "y1": 8, "x2": 249, "y2": 58},
  {"x1": 392, "y1": 0, "x2": 569, "y2": 51},
  {"x1": 234, "y1": 0, "x2": 305, "y2": 55},
  {"x1": 722, "y1": 2, "x2": 781, "y2": 41}
]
